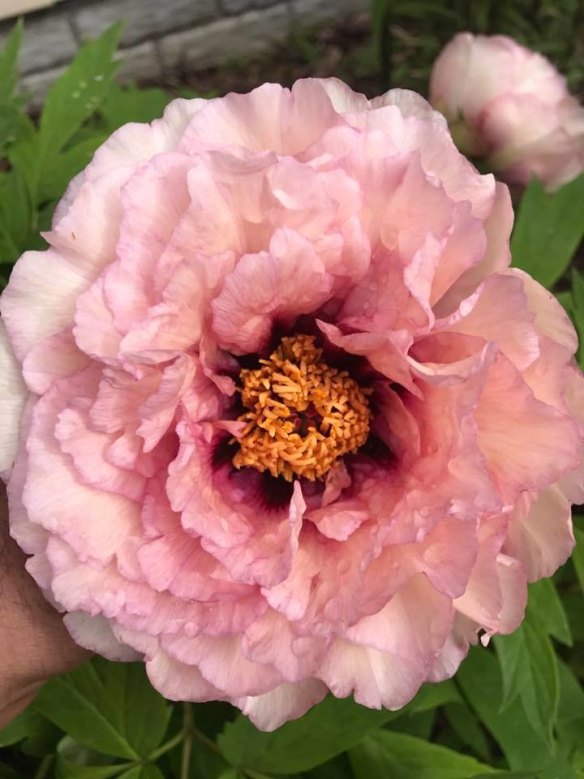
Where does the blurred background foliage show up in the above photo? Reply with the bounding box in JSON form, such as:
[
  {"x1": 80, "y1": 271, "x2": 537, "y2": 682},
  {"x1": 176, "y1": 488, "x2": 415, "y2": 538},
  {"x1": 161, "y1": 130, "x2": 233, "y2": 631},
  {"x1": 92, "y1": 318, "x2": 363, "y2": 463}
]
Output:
[{"x1": 0, "y1": 2, "x2": 584, "y2": 778}]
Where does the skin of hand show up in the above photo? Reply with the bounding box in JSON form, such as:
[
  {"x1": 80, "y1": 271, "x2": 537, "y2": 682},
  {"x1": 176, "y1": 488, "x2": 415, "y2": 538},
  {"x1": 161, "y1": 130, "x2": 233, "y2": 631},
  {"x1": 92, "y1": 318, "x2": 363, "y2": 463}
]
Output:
[{"x1": 0, "y1": 486, "x2": 88, "y2": 729}]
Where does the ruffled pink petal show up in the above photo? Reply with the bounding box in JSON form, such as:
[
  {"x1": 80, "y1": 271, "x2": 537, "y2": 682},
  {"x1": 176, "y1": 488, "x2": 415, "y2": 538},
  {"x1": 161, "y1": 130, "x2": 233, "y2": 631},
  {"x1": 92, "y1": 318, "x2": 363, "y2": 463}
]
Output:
[
  {"x1": 161, "y1": 633, "x2": 283, "y2": 697},
  {"x1": 454, "y1": 517, "x2": 527, "y2": 636},
  {"x1": 23, "y1": 329, "x2": 89, "y2": 395},
  {"x1": 23, "y1": 381, "x2": 141, "y2": 565},
  {"x1": 179, "y1": 80, "x2": 341, "y2": 157},
  {"x1": 477, "y1": 352, "x2": 581, "y2": 500},
  {"x1": 212, "y1": 228, "x2": 334, "y2": 354},
  {"x1": 315, "y1": 574, "x2": 454, "y2": 710},
  {"x1": 146, "y1": 653, "x2": 226, "y2": 702},
  {"x1": 0, "y1": 249, "x2": 95, "y2": 361},
  {"x1": 438, "y1": 273, "x2": 540, "y2": 371},
  {"x1": 234, "y1": 679, "x2": 329, "y2": 732},
  {"x1": 503, "y1": 486, "x2": 575, "y2": 581}
]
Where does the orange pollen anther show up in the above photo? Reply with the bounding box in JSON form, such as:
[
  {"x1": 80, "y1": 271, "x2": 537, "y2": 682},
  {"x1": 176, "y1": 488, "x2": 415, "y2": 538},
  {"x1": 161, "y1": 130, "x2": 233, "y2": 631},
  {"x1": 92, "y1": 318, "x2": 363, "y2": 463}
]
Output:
[{"x1": 233, "y1": 335, "x2": 372, "y2": 482}]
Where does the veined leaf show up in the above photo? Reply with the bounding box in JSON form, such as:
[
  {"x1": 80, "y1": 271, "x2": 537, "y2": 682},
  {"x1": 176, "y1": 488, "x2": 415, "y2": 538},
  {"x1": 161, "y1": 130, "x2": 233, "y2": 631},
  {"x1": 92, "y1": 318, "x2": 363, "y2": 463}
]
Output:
[
  {"x1": 527, "y1": 578, "x2": 572, "y2": 646},
  {"x1": 34, "y1": 660, "x2": 171, "y2": 761},
  {"x1": 40, "y1": 23, "x2": 122, "y2": 156},
  {"x1": 511, "y1": 175, "x2": 584, "y2": 289},
  {"x1": 0, "y1": 19, "x2": 23, "y2": 102},
  {"x1": 349, "y1": 730, "x2": 498, "y2": 779}
]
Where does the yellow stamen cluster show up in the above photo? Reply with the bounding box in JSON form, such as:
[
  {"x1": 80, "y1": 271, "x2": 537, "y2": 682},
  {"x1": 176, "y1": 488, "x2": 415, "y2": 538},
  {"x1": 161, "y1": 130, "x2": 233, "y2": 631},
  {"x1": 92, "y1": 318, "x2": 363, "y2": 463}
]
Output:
[{"x1": 233, "y1": 335, "x2": 371, "y2": 481}]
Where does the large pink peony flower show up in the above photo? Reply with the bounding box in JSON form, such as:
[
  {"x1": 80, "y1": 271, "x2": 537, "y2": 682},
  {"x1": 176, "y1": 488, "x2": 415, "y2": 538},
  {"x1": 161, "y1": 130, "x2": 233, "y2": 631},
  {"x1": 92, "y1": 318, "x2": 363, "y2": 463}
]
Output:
[
  {"x1": 1, "y1": 79, "x2": 583, "y2": 731},
  {"x1": 429, "y1": 33, "x2": 584, "y2": 191}
]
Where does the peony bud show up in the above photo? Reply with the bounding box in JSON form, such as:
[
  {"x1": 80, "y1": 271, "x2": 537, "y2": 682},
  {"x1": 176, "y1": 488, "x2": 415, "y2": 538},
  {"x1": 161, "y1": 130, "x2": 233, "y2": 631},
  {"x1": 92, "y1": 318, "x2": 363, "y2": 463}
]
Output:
[{"x1": 430, "y1": 32, "x2": 584, "y2": 191}]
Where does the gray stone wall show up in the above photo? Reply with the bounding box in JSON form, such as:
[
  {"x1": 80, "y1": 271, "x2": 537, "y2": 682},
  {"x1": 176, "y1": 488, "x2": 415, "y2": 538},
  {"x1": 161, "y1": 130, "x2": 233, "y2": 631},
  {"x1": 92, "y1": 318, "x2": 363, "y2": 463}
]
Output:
[{"x1": 0, "y1": 0, "x2": 368, "y2": 103}]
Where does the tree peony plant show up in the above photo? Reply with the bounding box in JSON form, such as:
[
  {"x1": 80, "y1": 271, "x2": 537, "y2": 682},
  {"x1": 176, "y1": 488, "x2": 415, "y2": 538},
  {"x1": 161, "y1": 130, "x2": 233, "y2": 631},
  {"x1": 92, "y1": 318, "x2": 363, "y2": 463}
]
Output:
[
  {"x1": 429, "y1": 33, "x2": 584, "y2": 191},
  {"x1": 0, "y1": 79, "x2": 582, "y2": 731}
]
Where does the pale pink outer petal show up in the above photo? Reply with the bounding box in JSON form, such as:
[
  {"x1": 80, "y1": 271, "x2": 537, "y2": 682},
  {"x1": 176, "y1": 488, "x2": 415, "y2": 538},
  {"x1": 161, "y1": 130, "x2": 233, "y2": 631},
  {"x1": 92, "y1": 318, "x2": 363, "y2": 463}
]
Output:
[
  {"x1": 0, "y1": 249, "x2": 95, "y2": 361},
  {"x1": 318, "y1": 575, "x2": 453, "y2": 710},
  {"x1": 0, "y1": 321, "x2": 27, "y2": 477},
  {"x1": 146, "y1": 653, "x2": 227, "y2": 702},
  {"x1": 63, "y1": 612, "x2": 141, "y2": 661},
  {"x1": 234, "y1": 679, "x2": 329, "y2": 732},
  {"x1": 503, "y1": 486, "x2": 575, "y2": 581}
]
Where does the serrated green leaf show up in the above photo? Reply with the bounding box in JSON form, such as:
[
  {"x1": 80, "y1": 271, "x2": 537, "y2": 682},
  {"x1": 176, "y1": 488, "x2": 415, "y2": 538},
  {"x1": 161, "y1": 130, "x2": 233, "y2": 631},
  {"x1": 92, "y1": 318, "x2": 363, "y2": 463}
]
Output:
[
  {"x1": 34, "y1": 659, "x2": 171, "y2": 761},
  {"x1": 0, "y1": 167, "x2": 32, "y2": 264},
  {"x1": 218, "y1": 695, "x2": 400, "y2": 774},
  {"x1": 0, "y1": 19, "x2": 23, "y2": 102},
  {"x1": 510, "y1": 175, "x2": 584, "y2": 289},
  {"x1": 8, "y1": 24, "x2": 122, "y2": 210},
  {"x1": 40, "y1": 24, "x2": 122, "y2": 157},
  {"x1": 38, "y1": 133, "x2": 109, "y2": 204},
  {"x1": 520, "y1": 618, "x2": 560, "y2": 746},
  {"x1": 99, "y1": 84, "x2": 171, "y2": 131},
  {"x1": 0, "y1": 104, "x2": 34, "y2": 155},
  {"x1": 349, "y1": 730, "x2": 498, "y2": 779},
  {"x1": 494, "y1": 617, "x2": 559, "y2": 746},
  {"x1": 527, "y1": 578, "x2": 572, "y2": 646},
  {"x1": 493, "y1": 629, "x2": 530, "y2": 712},
  {"x1": 457, "y1": 647, "x2": 574, "y2": 777}
]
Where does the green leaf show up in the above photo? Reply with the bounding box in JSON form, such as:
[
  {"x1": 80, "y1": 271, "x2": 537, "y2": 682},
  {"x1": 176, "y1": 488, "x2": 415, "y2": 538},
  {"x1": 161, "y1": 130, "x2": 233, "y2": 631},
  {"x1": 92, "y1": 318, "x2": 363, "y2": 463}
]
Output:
[
  {"x1": 117, "y1": 767, "x2": 165, "y2": 779},
  {"x1": 37, "y1": 133, "x2": 108, "y2": 204},
  {"x1": 406, "y1": 680, "x2": 460, "y2": 712},
  {"x1": 556, "y1": 660, "x2": 584, "y2": 753},
  {"x1": 573, "y1": 527, "x2": 584, "y2": 593},
  {"x1": 457, "y1": 647, "x2": 574, "y2": 777},
  {"x1": 0, "y1": 19, "x2": 23, "y2": 102},
  {"x1": 0, "y1": 104, "x2": 34, "y2": 155},
  {"x1": 99, "y1": 84, "x2": 171, "y2": 131},
  {"x1": 556, "y1": 290, "x2": 573, "y2": 318},
  {"x1": 40, "y1": 24, "x2": 122, "y2": 157},
  {"x1": 218, "y1": 695, "x2": 400, "y2": 774},
  {"x1": 9, "y1": 24, "x2": 122, "y2": 209},
  {"x1": 510, "y1": 174, "x2": 584, "y2": 289},
  {"x1": 55, "y1": 761, "x2": 131, "y2": 779},
  {"x1": 349, "y1": 730, "x2": 498, "y2": 779},
  {"x1": 494, "y1": 616, "x2": 559, "y2": 745},
  {"x1": 527, "y1": 578, "x2": 572, "y2": 646},
  {"x1": 444, "y1": 702, "x2": 491, "y2": 761},
  {"x1": 0, "y1": 709, "x2": 34, "y2": 747},
  {"x1": 572, "y1": 271, "x2": 584, "y2": 369},
  {"x1": 0, "y1": 169, "x2": 32, "y2": 264},
  {"x1": 34, "y1": 659, "x2": 171, "y2": 761},
  {"x1": 0, "y1": 760, "x2": 26, "y2": 779}
]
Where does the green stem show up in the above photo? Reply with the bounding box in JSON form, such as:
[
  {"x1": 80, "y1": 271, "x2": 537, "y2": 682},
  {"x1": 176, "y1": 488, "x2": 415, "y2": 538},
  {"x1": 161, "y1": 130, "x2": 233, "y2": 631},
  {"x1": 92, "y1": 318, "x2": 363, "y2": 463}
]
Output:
[
  {"x1": 33, "y1": 755, "x2": 54, "y2": 779},
  {"x1": 180, "y1": 703, "x2": 194, "y2": 779},
  {"x1": 149, "y1": 729, "x2": 185, "y2": 761},
  {"x1": 191, "y1": 723, "x2": 221, "y2": 755}
]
